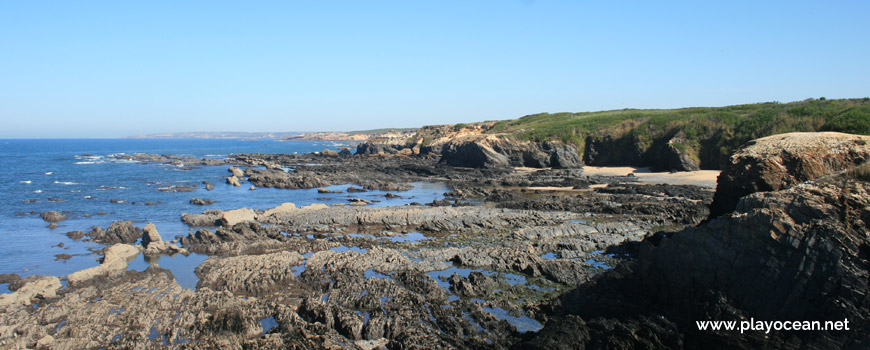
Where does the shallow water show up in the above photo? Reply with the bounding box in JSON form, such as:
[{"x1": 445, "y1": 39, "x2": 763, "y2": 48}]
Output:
[
  {"x1": 127, "y1": 252, "x2": 209, "y2": 290},
  {"x1": 0, "y1": 139, "x2": 447, "y2": 288},
  {"x1": 481, "y1": 306, "x2": 544, "y2": 333}
]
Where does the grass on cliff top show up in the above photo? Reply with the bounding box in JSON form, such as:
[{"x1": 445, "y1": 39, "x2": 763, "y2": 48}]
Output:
[
  {"x1": 489, "y1": 98, "x2": 870, "y2": 141},
  {"x1": 485, "y1": 97, "x2": 870, "y2": 166}
]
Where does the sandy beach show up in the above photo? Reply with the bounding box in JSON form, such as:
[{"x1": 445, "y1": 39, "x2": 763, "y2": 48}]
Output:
[{"x1": 582, "y1": 166, "x2": 720, "y2": 188}]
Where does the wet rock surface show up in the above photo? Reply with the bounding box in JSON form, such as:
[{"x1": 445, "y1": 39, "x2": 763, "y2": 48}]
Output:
[{"x1": 6, "y1": 132, "x2": 864, "y2": 349}]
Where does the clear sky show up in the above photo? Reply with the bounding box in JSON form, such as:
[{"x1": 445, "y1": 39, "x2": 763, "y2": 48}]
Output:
[{"x1": 1, "y1": 1, "x2": 868, "y2": 138}]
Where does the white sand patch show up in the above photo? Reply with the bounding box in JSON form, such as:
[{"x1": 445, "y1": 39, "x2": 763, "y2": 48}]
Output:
[{"x1": 583, "y1": 166, "x2": 720, "y2": 188}]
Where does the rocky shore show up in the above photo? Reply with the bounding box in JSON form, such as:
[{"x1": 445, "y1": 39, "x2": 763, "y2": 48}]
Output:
[{"x1": 1, "y1": 132, "x2": 867, "y2": 349}]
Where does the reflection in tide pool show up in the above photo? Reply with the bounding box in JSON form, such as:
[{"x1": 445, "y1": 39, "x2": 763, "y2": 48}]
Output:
[{"x1": 127, "y1": 252, "x2": 209, "y2": 290}]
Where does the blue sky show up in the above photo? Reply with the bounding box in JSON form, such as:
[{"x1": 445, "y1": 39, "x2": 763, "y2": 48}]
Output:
[{"x1": 1, "y1": 1, "x2": 868, "y2": 138}]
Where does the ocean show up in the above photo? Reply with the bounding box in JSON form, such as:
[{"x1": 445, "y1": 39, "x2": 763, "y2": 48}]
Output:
[{"x1": 0, "y1": 139, "x2": 447, "y2": 292}]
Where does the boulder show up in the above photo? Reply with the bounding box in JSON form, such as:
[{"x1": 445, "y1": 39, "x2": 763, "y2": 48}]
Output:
[
  {"x1": 709, "y1": 132, "x2": 870, "y2": 218},
  {"x1": 220, "y1": 208, "x2": 257, "y2": 226},
  {"x1": 321, "y1": 149, "x2": 339, "y2": 157},
  {"x1": 228, "y1": 166, "x2": 245, "y2": 178},
  {"x1": 226, "y1": 176, "x2": 241, "y2": 187},
  {"x1": 40, "y1": 211, "x2": 67, "y2": 223},
  {"x1": 189, "y1": 198, "x2": 215, "y2": 205},
  {"x1": 141, "y1": 222, "x2": 162, "y2": 247},
  {"x1": 65, "y1": 230, "x2": 86, "y2": 240},
  {"x1": 88, "y1": 221, "x2": 142, "y2": 244}
]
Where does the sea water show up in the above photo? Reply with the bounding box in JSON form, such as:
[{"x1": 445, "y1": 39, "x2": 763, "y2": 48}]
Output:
[{"x1": 0, "y1": 139, "x2": 447, "y2": 292}]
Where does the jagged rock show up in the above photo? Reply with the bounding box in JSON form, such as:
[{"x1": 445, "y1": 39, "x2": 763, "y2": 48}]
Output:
[
  {"x1": 190, "y1": 198, "x2": 215, "y2": 205},
  {"x1": 142, "y1": 223, "x2": 187, "y2": 255},
  {"x1": 0, "y1": 276, "x2": 61, "y2": 307},
  {"x1": 142, "y1": 223, "x2": 162, "y2": 247},
  {"x1": 245, "y1": 168, "x2": 327, "y2": 189},
  {"x1": 709, "y1": 132, "x2": 870, "y2": 218},
  {"x1": 87, "y1": 221, "x2": 142, "y2": 244},
  {"x1": 226, "y1": 176, "x2": 241, "y2": 187},
  {"x1": 524, "y1": 157, "x2": 870, "y2": 349},
  {"x1": 40, "y1": 211, "x2": 67, "y2": 223},
  {"x1": 228, "y1": 166, "x2": 245, "y2": 178},
  {"x1": 181, "y1": 210, "x2": 223, "y2": 226},
  {"x1": 440, "y1": 135, "x2": 581, "y2": 169},
  {"x1": 196, "y1": 251, "x2": 304, "y2": 296},
  {"x1": 67, "y1": 244, "x2": 139, "y2": 286},
  {"x1": 448, "y1": 271, "x2": 497, "y2": 297}
]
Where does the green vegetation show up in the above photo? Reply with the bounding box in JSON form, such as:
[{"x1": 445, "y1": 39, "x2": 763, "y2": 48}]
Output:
[{"x1": 486, "y1": 98, "x2": 870, "y2": 169}]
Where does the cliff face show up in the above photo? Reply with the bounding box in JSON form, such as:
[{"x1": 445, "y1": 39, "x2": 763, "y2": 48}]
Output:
[
  {"x1": 583, "y1": 130, "x2": 701, "y2": 172},
  {"x1": 439, "y1": 135, "x2": 582, "y2": 169},
  {"x1": 355, "y1": 123, "x2": 583, "y2": 169},
  {"x1": 519, "y1": 132, "x2": 870, "y2": 349},
  {"x1": 709, "y1": 132, "x2": 870, "y2": 219}
]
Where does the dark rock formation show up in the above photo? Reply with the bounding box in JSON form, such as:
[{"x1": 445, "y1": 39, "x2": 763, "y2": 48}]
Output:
[
  {"x1": 190, "y1": 198, "x2": 215, "y2": 205},
  {"x1": 39, "y1": 211, "x2": 67, "y2": 223},
  {"x1": 709, "y1": 132, "x2": 870, "y2": 219},
  {"x1": 0, "y1": 273, "x2": 20, "y2": 285},
  {"x1": 519, "y1": 137, "x2": 870, "y2": 349},
  {"x1": 65, "y1": 230, "x2": 86, "y2": 240},
  {"x1": 584, "y1": 131, "x2": 702, "y2": 172},
  {"x1": 440, "y1": 136, "x2": 581, "y2": 169},
  {"x1": 87, "y1": 221, "x2": 142, "y2": 244}
]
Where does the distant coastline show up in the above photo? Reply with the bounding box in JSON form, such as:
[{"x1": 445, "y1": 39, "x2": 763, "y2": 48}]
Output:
[{"x1": 129, "y1": 128, "x2": 418, "y2": 142}]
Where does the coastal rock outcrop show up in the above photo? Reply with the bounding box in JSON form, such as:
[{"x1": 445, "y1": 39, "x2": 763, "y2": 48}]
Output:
[
  {"x1": 141, "y1": 223, "x2": 187, "y2": 255},
  {"x1": 87, "y1": 221, "x2": 142, "y2": 244},
  {"x1": 0, "y1": 276, "x2": 61, "y2": 307},
  {"x1": 39, "y1": 211, "x2": 67, "y2": 223},
  {"x1": 196, "y1": 251, "x2": 305, "y2": 296},
  {"x1": 190, "y1": 198, "x2": 215, "y2": 205},
  {"x1": 439, "y1": 135, "x2": 582, "y2": 169},
  {"x1": 220, "y1": 208, "x2": 257, "y2": 226},
  {"x1": 228, "y1": 166, "x2": 245, "y2": 178},
  {"x1": 519, "y1": 135, "x2": 870, "y2": 349},
  {"x1": 709, "y1": 132, "x2": 870, "y2": 218},
  {"x1": 66, "y1": 244, "x2": 140, "y2": 287},
  {"x1": 226, "y1": 176, "x2": 241, "y2": 187}
]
